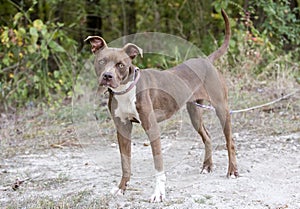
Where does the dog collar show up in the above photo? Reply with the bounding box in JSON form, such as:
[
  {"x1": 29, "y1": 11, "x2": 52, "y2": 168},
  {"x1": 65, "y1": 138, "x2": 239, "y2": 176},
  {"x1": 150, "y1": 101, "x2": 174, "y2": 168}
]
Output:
[{"x1": 108, "y1": 68, "x2": 140, "y2": 95}]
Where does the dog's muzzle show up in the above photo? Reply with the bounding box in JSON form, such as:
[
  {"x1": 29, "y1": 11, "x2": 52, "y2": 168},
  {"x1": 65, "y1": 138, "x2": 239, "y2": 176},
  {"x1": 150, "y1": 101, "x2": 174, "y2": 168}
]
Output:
[
  {"x1": 100, "y1": 72, "x2": 118, "y2": 88},
  {"x1": 103, "y1": 72, "x2": 113, "y2": 81}
]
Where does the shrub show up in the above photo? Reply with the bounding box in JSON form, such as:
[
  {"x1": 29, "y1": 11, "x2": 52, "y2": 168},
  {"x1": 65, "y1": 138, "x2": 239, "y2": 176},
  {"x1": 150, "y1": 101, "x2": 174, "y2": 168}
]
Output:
[{"x1": 0, "y1": 10, "x2": 81, "y2": 110}]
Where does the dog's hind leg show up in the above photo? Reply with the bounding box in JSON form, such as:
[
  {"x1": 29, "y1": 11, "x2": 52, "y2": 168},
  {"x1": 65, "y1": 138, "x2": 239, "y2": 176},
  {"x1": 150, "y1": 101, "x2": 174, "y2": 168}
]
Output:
[
  {"x1": 214, "y1": 104, "x2": 239, "y2": 177},
  {"x1": 202, "y1": 68, "x2": 239, "y2": 177},
  {"x1": 187, "y1": 101, "x2": 213, "y2": 173}
]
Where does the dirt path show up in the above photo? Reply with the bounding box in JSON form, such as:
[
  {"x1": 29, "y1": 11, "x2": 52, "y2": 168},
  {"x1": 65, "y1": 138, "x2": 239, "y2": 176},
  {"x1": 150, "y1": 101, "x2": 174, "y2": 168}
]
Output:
[{"x1": 1, "y1": 86, "x2": 299, "y2": 208}]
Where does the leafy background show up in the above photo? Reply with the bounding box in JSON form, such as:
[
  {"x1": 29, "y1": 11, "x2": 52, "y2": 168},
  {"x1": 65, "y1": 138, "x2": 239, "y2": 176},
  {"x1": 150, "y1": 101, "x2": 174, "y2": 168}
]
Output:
[{"x1": 0, "y1": 0, "x2": 299, "y2": 110}]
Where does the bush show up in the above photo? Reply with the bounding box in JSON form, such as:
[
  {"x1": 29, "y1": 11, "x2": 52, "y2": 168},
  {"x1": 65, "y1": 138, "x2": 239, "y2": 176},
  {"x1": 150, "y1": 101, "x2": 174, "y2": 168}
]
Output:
[
  {"x1": 0, "y1": 9, "x2": 82, "y2": 110},
  {"x1": 213, "y1": 0, "x2": 299, "y2": 78},
  {"x1": 1, "y1": 0, "x2": 299, "y2": 111}
]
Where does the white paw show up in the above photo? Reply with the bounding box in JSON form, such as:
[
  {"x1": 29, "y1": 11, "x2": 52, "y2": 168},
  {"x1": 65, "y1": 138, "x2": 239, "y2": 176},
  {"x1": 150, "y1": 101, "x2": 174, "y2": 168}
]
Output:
[
  {"x1": 110, "y1": 186, "x2": 124, "y2": 196},
  {"x1": 150, "y1": 172, "x2": 166, "y2": 203}
]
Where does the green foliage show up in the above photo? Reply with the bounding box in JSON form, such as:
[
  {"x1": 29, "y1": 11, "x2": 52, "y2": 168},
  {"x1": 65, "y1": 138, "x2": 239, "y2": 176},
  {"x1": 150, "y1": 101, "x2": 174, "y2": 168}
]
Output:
[
  {"x1": 212, "y1": 0, "x2": 299, "y2": 77},
  {"x1": 250, "y1": 0, "x2": 300, "y2": 49},
  {"x1": 0, "y1": 3, "x2": 81, "y2": 109},
  {"x1": 0, "y1": 0, "x2": 299, "y2": 110}
]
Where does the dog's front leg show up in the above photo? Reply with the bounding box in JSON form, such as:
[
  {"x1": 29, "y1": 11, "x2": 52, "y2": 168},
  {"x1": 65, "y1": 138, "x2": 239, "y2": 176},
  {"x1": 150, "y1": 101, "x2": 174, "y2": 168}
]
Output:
[
  {"x1": 149, "y1": 137, "x2": 166, "y2": 203},
  {"x1": 112, "y1": 119, "x2": 133, "y2": 195},
  {"x1": 117, "y1": 131, "x2": 132, "y2": 192},
  {"x1": 139, "y1": 110, "x2": 166, "y2": 202}
]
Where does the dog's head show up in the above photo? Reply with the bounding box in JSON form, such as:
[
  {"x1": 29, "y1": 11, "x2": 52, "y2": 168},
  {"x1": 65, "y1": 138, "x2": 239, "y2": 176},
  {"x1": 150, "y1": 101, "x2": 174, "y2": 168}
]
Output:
[{"x1": 85, "y1": 36, "x2": 143, "y2": 90}]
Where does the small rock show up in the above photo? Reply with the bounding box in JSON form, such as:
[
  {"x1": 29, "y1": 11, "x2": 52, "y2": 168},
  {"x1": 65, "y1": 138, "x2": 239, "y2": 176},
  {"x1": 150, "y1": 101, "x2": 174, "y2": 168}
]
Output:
[{"x1": 233, "y1": 133, "x2": 239, "y2": 139}]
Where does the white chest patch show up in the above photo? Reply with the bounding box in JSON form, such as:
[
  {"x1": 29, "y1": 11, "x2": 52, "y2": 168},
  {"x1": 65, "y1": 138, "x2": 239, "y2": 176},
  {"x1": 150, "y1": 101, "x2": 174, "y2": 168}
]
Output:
[{"x1": 113, "y1": 84, "x2": 140, "y2": 124}]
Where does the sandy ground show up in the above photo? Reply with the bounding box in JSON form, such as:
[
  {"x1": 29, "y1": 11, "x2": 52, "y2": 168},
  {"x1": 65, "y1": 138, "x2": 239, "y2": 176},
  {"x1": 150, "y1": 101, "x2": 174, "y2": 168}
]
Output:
[{"x1": 0, "y1": 85, "x2": 299, "y2": 208}]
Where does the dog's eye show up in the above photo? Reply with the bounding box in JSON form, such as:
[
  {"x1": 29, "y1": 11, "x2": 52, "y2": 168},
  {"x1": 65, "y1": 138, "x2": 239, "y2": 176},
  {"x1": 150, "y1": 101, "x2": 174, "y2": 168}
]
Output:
[
  {"x1": 117, "y1": 63, "x2": 125, "y2": 69},
  {"x1": 99, "y1": 59, "x2": 105, "y2": 65}
]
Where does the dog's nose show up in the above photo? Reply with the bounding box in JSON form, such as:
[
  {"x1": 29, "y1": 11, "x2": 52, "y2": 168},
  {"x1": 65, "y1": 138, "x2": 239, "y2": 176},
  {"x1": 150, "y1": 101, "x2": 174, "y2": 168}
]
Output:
[{"x1": 103, "y1": 72, "x2": 113, "y2": 81}]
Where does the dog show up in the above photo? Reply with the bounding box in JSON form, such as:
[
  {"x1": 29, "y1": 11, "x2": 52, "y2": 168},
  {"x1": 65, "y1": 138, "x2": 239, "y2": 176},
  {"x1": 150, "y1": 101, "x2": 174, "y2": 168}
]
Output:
[{"x1": 85, "y1": 9, "x2": 238, "y2": 202}]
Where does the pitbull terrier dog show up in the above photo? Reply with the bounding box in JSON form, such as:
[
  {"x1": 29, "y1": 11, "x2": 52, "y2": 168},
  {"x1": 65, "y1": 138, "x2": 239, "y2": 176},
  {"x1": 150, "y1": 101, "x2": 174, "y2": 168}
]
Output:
[{"x1": 85, "y1": 9, "x2": 238, "y2": 202}]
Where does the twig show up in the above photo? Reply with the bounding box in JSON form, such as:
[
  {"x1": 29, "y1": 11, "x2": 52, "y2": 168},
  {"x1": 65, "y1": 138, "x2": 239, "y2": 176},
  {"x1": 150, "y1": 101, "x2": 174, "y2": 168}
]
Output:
[
  {"x1": 1, "y1": 63, "x2": 20, "y2": 72},
  {"x1": 8, "y1": 0, "x2": 32, "y2": 24},
  {"x1": 12, "y1": 178, "x2": 31, "y2": 191}
]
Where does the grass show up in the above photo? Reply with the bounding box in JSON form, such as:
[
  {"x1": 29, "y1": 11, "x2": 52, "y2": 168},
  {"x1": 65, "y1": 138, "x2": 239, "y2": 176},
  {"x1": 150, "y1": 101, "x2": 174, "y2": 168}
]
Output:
[{"x1": 4, "y1": 190, "x2": 107, "y2": 209}]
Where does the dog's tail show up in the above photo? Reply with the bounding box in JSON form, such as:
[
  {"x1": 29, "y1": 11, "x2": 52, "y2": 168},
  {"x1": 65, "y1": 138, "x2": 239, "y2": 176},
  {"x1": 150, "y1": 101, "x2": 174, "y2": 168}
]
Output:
[{"x1": 208, "y1": 9, "x2": 231, "y2": 62}]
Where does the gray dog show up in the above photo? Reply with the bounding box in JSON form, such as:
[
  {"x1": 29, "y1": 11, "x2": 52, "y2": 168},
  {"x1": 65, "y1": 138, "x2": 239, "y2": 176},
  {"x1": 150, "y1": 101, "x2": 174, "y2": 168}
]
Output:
[{"x1": 85, "y1": 9, "x2": 238, "y2": 202}]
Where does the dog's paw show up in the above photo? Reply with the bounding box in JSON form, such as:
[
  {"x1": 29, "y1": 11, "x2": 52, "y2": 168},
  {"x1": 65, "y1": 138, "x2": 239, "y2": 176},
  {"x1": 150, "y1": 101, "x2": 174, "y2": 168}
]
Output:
[
  {"x1": 200, "y1": 165, "x2": 213, "y2": 174},
  {"x1": 149, "y1": 172, "x2": 166, "y2": 203},
  {"x1": 150, "y1": 189, "x2": 165, "y2": 203},
  {"x1": 227, "y1": 170, "x2": 239, "y2": 178},
  {"x1": 110, "y1": 186, "x2": 125, "y2": 196},
  {"x1": 227, "y1": 164, "x2": 239, "y2": 178}
]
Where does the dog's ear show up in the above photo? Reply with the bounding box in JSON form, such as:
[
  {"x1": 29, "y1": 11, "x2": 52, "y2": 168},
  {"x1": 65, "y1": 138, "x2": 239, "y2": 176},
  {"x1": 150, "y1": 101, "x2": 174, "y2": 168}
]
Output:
[
  {"x1": 84, "y1": 36, "x2": 107, "y2": 53},
  {"x1": 123, "y1": 43, "x2": 143, "y2": 59}
]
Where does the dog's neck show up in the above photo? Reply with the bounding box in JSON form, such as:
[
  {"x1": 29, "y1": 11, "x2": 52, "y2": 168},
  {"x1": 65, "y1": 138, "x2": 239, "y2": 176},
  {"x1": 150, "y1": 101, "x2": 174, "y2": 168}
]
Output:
[{"x1": 108, "y1": 68, "x2": 140, "y2": 96}]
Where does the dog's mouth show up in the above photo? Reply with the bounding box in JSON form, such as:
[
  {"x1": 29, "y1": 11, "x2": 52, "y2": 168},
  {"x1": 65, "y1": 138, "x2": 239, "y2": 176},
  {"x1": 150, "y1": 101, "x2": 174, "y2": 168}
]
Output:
[{"x1": 100, "y1": 79, "x2": 118, "y2": 89}]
